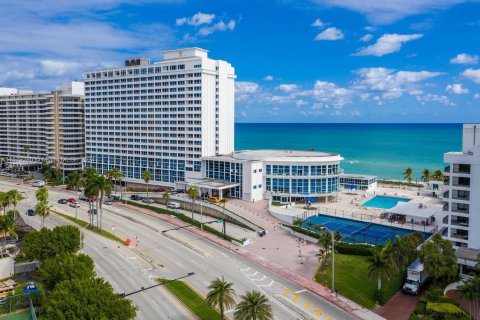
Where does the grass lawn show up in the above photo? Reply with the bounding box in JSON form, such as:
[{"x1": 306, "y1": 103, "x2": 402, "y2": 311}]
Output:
[
  {"x1": 0, "y1": 311, "x2": 32, "y2": 320},
  {"x1": 159, "y1": 278, "x2": 220, "y2": 320},
  {"x1": 315, "y1": 253, "x2": 405, "y2": 309}
]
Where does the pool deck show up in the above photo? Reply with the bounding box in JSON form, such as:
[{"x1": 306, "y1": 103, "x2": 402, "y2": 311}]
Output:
[{"x1": 269, "y1": 186, "x2": 443, "y2": 234}]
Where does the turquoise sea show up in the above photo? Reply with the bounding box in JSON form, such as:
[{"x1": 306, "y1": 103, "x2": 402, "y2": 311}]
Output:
[{"x1": 234, "y1": 123, "x2": 463, "y2": 180}]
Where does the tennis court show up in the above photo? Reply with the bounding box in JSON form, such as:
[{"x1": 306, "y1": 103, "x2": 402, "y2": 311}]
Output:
[{"x1": 304, "y1": 214, "x2": 430, "y2": 245}]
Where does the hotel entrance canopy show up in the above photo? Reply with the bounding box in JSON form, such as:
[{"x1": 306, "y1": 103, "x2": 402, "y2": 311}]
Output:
[{"x1": 177, "y1": 178, "x2": 239, "y2": 198}]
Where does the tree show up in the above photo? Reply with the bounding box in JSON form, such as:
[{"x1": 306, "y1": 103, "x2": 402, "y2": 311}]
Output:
[
  {"x1": 219, "y1": 198, "x2": 227, "y2": 236},
  {"x1": 234, "y1": 290, "x2": 273, "y2": 320},
  {"x1": 390, "y1": 233, "x2": 424, "y2": 271},
  {"x1": 35, "y1": 200, "x2": 51, "y2": 229},
  {"x1": 419, "y1": 234, "x2": 457, "y2": 284},
  {"x1": 40, "y1": 253, "x2": 95, "y2": 290},
  {"x1": 431, "y1": 169, "x2": 445, "y2": 182},
  {"x1": 367, "y1": 242, "x2": 398, "y2": 291},
  {"x1": 44, "y1": 277, "x2": 137, "y2": 320},
  {"x1": 206, "y1": 276, "x2": 236, "y2": 320},
  {"x1": 306, "y1": 220, "x2": 315, "y2": 229},
  {"x1": 23, "y1": 225, "x2": 81, "y2": 261},
  {"x1": 187, "y1": 186, "x2": 199, "y2": 220},
  {"x1": 83, "y1": 169, "x2": 99, "y2": 226},
  {"x1": 161, "y1": 191, "x2": 170, "y2": 205},
  {"x1": 142, "y1": 169, "x2": 151, "y2": 199},
  {"x1": 106, "y1": 167, "x2": 123, "y2": 196},
  {"x1": 65, "y1": 171, "x2": 82, "y2": 220},
  {"x1": 35, "y1": 187, "x2": 48, "y2": 203},
  {"x1": 457, "y1": 275, "x2": 480, "y2": 318},
  {"x1": 421, "y1": 169, "x2": 431, "y2": 182},
  {"x1": 292, "y1": 218, "x2": 303, "y2": 227},
  {"x1": 403, "y1": 167, "x2": 414, "y2": 183},
  {"x1": 0, "y1": 192, "x2": 12, "y2": 215},
  {"x1": 7, "y1": 189, "x2": 24, "y2": 219},
  {"x1": 86, "y1": 174, "x2": 112, "y2": 230},
  {"x1": 0, "y1": 211, "x2": 18, "y2": 258}
]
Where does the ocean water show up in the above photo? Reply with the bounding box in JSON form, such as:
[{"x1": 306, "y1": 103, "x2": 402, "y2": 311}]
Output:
[{"x1": 234, "y1": 123, "x2": 463, "y2": 180}]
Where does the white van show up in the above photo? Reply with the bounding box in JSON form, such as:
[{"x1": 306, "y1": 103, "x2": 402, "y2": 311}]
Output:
[
  {"x1": 167, "y1": 202, "x2": 180, "y2": 209},
  {"x1": 32, "y1": 180, "x2": 45, "y2": 187}
]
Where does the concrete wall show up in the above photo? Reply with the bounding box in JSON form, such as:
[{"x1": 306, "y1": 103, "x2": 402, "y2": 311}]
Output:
[{"x1": 0, "y1": 257, "x2": 14, "y2": 279}]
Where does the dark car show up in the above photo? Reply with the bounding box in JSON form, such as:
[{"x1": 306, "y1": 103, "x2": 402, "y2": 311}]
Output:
[
  {"x1": 87, "y1": 209, "x2": 97, "y2": 215},
  {"x1": 58, "y1": 199, "x2": 67, "y2": 204},
  {"x1": 26, "y1": 209, "x2": 35, "y2": 216},
  {"x1": 130, "y1": 195, "x2": 143, "y2": 200},
  {"x1": 0, "y1": 236, "x2": 17, "y2": 245},
  {"x1": 79, "y1": 195, "x2": 88, "y2": 201}
]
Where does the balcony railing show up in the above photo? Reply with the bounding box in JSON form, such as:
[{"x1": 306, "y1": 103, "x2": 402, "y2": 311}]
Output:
[
  {"x1": 451, "y1": 220, "x2": 469, "y2": 227},
  {"x1": 452, "y1": 208, "x2": 469, "y2": 214}
]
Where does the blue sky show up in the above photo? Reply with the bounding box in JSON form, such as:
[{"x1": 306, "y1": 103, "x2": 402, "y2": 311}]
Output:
[{"x1": 1, "y1": 0, "x2": 480, "y2": 123}]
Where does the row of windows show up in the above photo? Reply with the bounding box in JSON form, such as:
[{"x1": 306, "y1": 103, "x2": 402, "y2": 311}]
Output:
[
  {"x1": 265, "y1": 164, "x2": 341, "y2": 176},
  {"x1": 265, "y1": 178, "x2": 340, "y2": 194},
  {"x1": 85, "y1": 66, "x2": 199, "y2": 79}
]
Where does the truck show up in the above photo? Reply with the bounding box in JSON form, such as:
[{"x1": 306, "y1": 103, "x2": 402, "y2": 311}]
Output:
[{"x1": 403, "y1": 258, "x2": 429, "y2": 295}]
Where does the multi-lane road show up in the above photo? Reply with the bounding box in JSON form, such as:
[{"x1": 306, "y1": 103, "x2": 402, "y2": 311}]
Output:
[{"x1": 1, "y1": 179, "x2": 359, "y2": 320}]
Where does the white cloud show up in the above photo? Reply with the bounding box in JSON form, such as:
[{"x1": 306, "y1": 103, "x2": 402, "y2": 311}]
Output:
[
  {"x1": 309, "y1": 80, "x2": 352, "y2": 107},
  {"x1": 236, "y1": 81, "x2": 259, "y2": 94},
  {"x1": 296, "y1": 99, "x2": 308, "y2": 106},
  {"x1": 359, "y1": 34, "x2": 373, "y2": 42},
  {"x1": 462, "y1": 69, "x2": 480, "y2": 83},
  {"x1": 263, "y1": 75, "x2": 274, "y2": 81},
  {"x1": 416, "y1": 93, "x2": 454, "y2": 106},
  {"x1": 315, "y1": 27, "x2": 344, "y2": 41},
  {"x1": 197, "y1": 20, "x2": 235, "y2": 36},
  {"x1": 277, "y1": 84, "x2": 298, "y2": 92},
  {"x1": 312, "y1": 0, "x2": 473, "y2": 24},
  {"x1": 446, "y1": 83, "x2": 469, "y2": 94},
  {"x1": 311, "y1": 18, "x2": 325, "y2": 27},
  {"x1": 354, "y1": 34, "x2": 423, "y2": 56},
  {"x1": 450, "y1": 53, "x2": 479, "y2": 65},
  {"x1": 176, "y1": 12, "x2": 215, "y2": 27},
  {"x1": 474, "y1": 93, "x2": 480, "y2": 99},
  {"x1": 350, "y1": 110, "x2": 361, "y2": 116},
  {"x1": 40, "y1": 60, "x2": 83, "y2": 76}
]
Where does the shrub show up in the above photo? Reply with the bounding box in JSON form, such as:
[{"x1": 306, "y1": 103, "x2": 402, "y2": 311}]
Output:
[
  {"x1": 287, "y1": 225, "x2": 320, "y2": 239},
  {"x1": 335, "y1": 242, "x2": 373, "y2": 256},
  {"x1": 374, "y1": 288, "x2": 386, "y2": 305},
  {"x1": 414, "y1": 302, "x2": 426, "y2": 314}
]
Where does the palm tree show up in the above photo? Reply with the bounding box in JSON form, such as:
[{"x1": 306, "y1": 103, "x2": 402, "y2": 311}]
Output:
[
  {"x1": 7, "y1": 189, "x2": 24, "y2": 219},
  {"x1": 206, "y1": 276, "x2": 236, "y2": 320},
  {"x1": 35, "y1": 200, "x2": 52, "y2": 229},
  {"x1": 234, "y1": 290, "x2": 273, "y2": 320},
  {"x1": 403, "y1": 167, "x2": 414, "y2": 183},
  {"x1": 35, "y1": 187, "x2": 48, "y2": 203},
  {"x1": 142, "y1": 169, "x2": 151, "y2": 199},
  {"x1": 421, "y1": 169, "x2": 430, "y2": 182},
  {"x1": 367, "y1": 243, "x2": 397, "y2": 292},
  {"x1": 0, "y1": 192, "x2": 12, "y2": 215},
  {"x1": 458, "y1": 275, "x2": 480, "y2": 318},
  {"x1": 431, "y1": 169, "x2": 445, "y2": 182},
  {"x1": 219, "y1": 198, "x2": 227, "y2": 236},
  {"x1": 106, "y1": 167, "x2": 123, "y2": 196},
  {"x1": 306, "y1": 220, "x2": 314, "y2": 229},
  {"x1": 161, "y1": 191, "x2": 170, "y2": 206},
  {"x1": 66, "y1": 171, "x2": 82, "y2": 220},
  {"x1": 113, "y1": 169, "x2": 125, "y2": 201},
  {"x1": 187, "y1": 186, "x2": 199, "y2": 220},
  {"x1": 23, "y1": 145, "x2": 31, "y2": 176},
  {"x1": 86, "y1": 175, "x2": 112, "y2": 230},
  {"x1": 83, "y1": 171, "x2": 99, "y2": 226},
  {"x1": 292, "y1": 218, "x2": 303, "y2": 227},
  {"x1": 0, "y1": 211, "x2": 18, "y2": 258}
]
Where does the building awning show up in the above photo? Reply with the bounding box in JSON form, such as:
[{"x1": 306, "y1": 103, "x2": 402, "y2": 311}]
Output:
[
  {"x1": 387, "y1": 202, "x2": 440, "y2": 220},
  {"x1": 182, "y1": 178, "x2": 239, "y2": 190}
]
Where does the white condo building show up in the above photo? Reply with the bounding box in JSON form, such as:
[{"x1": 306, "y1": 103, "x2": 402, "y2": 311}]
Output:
[
  {"x1": 83, "y1": 48, "x2": 235, "y2": 185},
  {"x1": 0, "y1": 82, "x2": 85, "y2": 172},
  {"x1": 443, "y1": 124, "x2": 480, "y2": 250}
]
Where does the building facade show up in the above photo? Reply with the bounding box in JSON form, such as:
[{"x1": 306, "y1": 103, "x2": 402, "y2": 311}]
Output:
[
  {"x1": 0, "y1": 82, "x2": 84, "y2": 172},
  {"x1": 83, "y1": 48, "x2": 235, "y2": 186},
  {"x1": 198, "y1": 150, "x2": 344, "y2": 202},
  {"x1": 443, "y1": 124, "x2": 480, "y2": 250}
]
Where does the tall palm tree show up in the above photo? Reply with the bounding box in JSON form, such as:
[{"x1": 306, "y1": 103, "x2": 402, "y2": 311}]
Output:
[
  {"x1": 105, "y1": 167, "x2": 123, "y2": 196},
  {"x1": 0, "y1": 211, "x2": 18, "y2": 258},
  {"x1": 431, "y1": 169, "x2": 445, "y2": 182},
  {"x1": 206, "y1": 276, "x2": 236, "y2": 320},
  {"x1": 142, "y1": 169, "x2": 151, "y2": 199},
  {"x1": 113, "y1": 169, "x2": 125, "y2": 201},
  {"x1": 7, "y1": 189, "x2": 24, "y2": 219},
  {"x1": 86, "y1": 175, "x2": 112, "y2": 230},
  {"x1": 83, "y1": 172, "x2": 99, "y2": 226},
  {"x1": 35, "y1": 200, "x2": 52, "y2": 229},
  {"x1": 234, "y1": 290, "x2": 273, "y2": 320},
  {"x1": 0, "y1": 192, "x2": 12, "y2": 215},
  {"x1": 35, "y1": 187, "x2": 48, "y2": 203},
  {"x1": 403, "y1": 167, "x2": 414, "y2": 183},
  {"x1": 458, "y1": 275, "x2": 480, "y2": 318},
  {"x1": 367, "y1": 242, "x2": 397, "y2": 291},
  {"x1": 162, "y1": 191, "x2": 170, "y2": 206},
  {"x1": 421, "y1": 169, "x2": 430, "y2": 182},
  {"x1": 187, "y1": 186, "x2": 199, "y2": 220},
  {"x1": 66, "y1": 171, "x2": 82, "y2": 220},
  {"x1": 219, "y1": 198, "x2": 227, "y2": 236}
]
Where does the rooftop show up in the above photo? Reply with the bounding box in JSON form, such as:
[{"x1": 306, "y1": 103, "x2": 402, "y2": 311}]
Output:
[
  {"x1": 340, "y1": 173, "x2": 377, "y2": 180},
  {"x1": 230, "y1": 149, "x2": 342, "y2": 162}
]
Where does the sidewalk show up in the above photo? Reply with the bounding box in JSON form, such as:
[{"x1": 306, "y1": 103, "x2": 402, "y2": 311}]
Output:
[{"x1": 116, "y1": 201, "x2": 384, "y2": 320}]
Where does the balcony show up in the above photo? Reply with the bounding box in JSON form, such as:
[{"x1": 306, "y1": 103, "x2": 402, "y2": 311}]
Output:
[
  {"x1": 452, "y1": 207, "x2": 469, "y2": 214},
  {"x1": 451, "y1": 219, "x2": 469, "y2": 227},
  {"x1": 453, "y1": 164, "x2": 471, "y2": 174}
]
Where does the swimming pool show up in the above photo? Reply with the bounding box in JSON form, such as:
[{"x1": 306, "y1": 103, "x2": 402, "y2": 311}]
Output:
[
  {"x1": 362, "y1": 195, "x2": 410, "y2": 209},
  {"x1": 303, "y1": 214, "x2": 430, "y2": 246}
]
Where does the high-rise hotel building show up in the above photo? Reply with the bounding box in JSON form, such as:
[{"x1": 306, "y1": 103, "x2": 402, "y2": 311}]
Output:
[
  {"x1": 83, "y1": 48, "x2": 235, "y2": 186},
  {"x1": 0, "y1": 82, "x2": 85, "y2": 172}
]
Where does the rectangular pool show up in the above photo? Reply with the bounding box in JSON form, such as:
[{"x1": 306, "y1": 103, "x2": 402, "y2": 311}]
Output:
[
  {"x1": 304, "y1": 214, "x2": 430, "y2": 246},
  {"x1": 362, "y1": 195, "x2": 410, "y2": 209}
]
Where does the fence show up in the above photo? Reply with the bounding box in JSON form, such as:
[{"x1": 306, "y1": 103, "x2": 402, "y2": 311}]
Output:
[
  {"x1": 0, "y1": 294, "x2": 37, "y2": 319},
  {"x1": 14, "y1": 261, "x2": 40, "y2": 274}
]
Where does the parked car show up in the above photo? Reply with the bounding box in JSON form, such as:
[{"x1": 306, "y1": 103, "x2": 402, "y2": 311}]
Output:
[
  {"x1": 154, "y1": 187, "x2": 164, "y2": 192},
  {"x1": 69, "y1": 202, "x2": 80, "y2": 208},
  {"x1": 79, "y1": 195, "x2": 88, "y2": 201},
  {"x1": 0, "y1": 236, "x2": 17, "y2": 245},
  {"x1": 66, "y1": 198, "x2": 76, "y2": 203},
  {"x1": 167, "y1": 202, "x2": 181, "y2": 209},
  {"x1": 142, "y1": 198, "x2": 155, "y2": 204},
  {"x1": 26, "y1": 209, "x2": 35, "y2": 216},
  {"x1": 109, "y1": 195, "x2": 120, "y2": 201},
  {"x1": 104, "y1": 200, "x2": 113, "y2": 205},
  {"x1": 58, "y1": 199, "x2": 68, "y2": 204},
  {"x1": 32, "y1": 180, "x2": 45, "y2": 187},
  {"x1": 208, "y1": 197, "x2": 221, "y2": 203},
  {"x1": 88, "y1": 209, "x2": 97, "y2": 215},
  {"x1": 130, "y1": 195, "x2": 143, "y2": 200}
]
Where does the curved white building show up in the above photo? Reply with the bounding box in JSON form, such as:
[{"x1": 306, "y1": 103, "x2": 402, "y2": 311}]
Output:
[{"x1": 187, "y1": 149, "x2": 344, "y2": 202}]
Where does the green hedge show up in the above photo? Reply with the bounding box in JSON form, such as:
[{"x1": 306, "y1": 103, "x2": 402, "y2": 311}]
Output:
[
  {"x1": 285, "y1": 224, "x2": 320, "y2": 239},
  {"x1": 335, "y1": 242, "x2": 373, "y2": 256},
  {"x1": 126, "y1": 200, "x2": 242, "y2": 243}
]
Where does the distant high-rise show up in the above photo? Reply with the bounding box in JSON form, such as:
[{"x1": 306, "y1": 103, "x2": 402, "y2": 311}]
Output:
[
  {"x1": 83, "y1": 48, "x2": 236, "y2": 186},
  {"x1": 0, "y1": 82, "x2": 85, "y2": 172}
]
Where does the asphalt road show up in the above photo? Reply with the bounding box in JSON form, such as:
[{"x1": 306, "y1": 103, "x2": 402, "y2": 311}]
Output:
[{"x1": 2, "y1": 180, "x2": 357, "y2": 320}]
